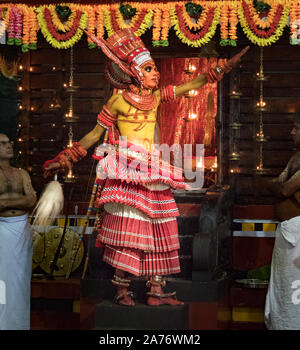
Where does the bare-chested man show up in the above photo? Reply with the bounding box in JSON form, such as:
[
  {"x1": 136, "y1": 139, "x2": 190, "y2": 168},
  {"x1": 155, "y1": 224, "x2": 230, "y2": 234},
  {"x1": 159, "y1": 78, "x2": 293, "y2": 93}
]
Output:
[
  {"x1": 264, "y1": 115, "x2": 300, "y2": 330},
  {"x1": 0, "y1": 133, "x2": 36, "y2": 330}
]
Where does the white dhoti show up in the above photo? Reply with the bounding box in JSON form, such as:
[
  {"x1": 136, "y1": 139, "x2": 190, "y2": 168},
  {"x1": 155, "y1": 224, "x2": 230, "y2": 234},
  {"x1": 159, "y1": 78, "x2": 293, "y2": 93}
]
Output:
[
  {"x1": 265, "y1": 216, "x2": 300, "y2": 330},
  {"x1": 0, "y1": 214, "x2": 33, "y2": 330}
]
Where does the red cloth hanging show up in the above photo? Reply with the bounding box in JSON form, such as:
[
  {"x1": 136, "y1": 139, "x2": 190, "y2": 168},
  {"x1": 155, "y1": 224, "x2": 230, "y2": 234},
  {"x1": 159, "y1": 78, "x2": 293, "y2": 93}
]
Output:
[{"x1": 158, "y1": 57, "x2": 218, "y2": 158}]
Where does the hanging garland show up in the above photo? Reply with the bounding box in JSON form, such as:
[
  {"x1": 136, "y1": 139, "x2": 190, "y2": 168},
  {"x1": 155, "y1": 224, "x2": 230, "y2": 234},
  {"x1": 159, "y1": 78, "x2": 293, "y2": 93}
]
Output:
[
  {"x1": 104, "y1": 3, "x2": 153, "y2": 37},
  {"x1": 0, "y1": 1, "x2": 297, "y2": 50},
  {"x1": 96, "y1": 5, "x2": 106, "y2": 40},
  {"x1": 37, "y1": 5, "x2": 88, "y2": 49},
  {"x1": 238, "y1": 0, "x2": 289, "y2": 46},
  {"x1": 85, "y1": 5, "x2": 97, "y2": 48},
  {"x1": 229, "y1": 2, "x2": 239, "y2": 45},
  {"x1": 7, "y1": 6, "x2": 22, "y2": 46},
  {"x1": 170, "y1": 3, "x2": 220, "y2": 48},
  {"x1": 220, "y1": 2, "x2": 238, "y2": 46},
  {"x1": 152, "y1": 4, "x2": 170, "y2": 47},
  {"x1": 160, "y1": 6, "x2": 170, "y2": 46},
  {"x1": 152, "y1": 7, "x2": 162, "y2": 46},
  {"x1": 21, "y1": 6, "x2": 38, "y2": 52}
]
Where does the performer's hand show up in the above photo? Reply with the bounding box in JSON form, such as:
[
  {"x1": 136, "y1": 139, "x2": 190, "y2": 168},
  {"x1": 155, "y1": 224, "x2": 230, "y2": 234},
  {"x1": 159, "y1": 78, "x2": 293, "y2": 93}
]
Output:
[{"x1": 227, "y1": 46, "x2": 250, "y2": 68}]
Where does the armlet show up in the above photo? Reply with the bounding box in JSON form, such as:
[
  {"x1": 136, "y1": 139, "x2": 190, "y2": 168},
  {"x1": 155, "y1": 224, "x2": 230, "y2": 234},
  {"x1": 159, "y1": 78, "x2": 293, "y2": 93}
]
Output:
[
  {"x1": 97, "y1": 105, "x2": 117, "y2": 128},
  {"x1": 160, "y1": 85, "x2": 176, "y2": 103}
]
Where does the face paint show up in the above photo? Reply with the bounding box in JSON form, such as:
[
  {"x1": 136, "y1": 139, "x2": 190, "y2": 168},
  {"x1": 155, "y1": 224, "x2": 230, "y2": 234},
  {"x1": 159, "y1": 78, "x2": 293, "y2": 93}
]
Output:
[{"x1": 140, "y1": 60, "x2": 160, "y2": 89}]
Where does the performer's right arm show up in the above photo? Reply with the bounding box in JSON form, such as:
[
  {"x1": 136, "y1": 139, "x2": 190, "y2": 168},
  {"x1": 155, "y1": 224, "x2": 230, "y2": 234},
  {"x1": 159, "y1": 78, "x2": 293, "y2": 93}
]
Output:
[
  {"x1": 79, "y1": 124, "x2": 105, "y2": 150},
  {"x1": 43, "y1": 95, "x2": 119, "y2": 177}
]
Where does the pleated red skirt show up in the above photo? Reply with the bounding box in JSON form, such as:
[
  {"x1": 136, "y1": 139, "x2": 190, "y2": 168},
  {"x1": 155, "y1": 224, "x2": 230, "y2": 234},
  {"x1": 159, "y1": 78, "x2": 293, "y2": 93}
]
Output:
[{"x1": 96, "y1": 180, "x2": 181, "y2": 276}]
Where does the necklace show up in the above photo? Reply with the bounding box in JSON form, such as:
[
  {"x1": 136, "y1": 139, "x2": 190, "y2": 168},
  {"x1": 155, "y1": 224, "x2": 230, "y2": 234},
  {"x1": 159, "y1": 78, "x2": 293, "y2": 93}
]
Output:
[
  {"x1": 0, "y1": 165, "x2": 13, "y2": 193},
  {"x1": 122, "y1": 84, "x2": 157, "y2": 111}
]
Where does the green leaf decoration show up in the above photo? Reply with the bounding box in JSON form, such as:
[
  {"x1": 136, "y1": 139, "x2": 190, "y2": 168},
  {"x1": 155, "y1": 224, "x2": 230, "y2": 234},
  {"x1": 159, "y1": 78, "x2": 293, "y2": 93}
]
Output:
[
  {"x1": 120, "y1": 3, "x2": 136, "y2": 20},
  {"x1": 55, "y1": 5, "x2": 71, "y2": 20},
  {"x1": 185, "y1": 2, "x2": 203, "y2": 19},
  {"x1": 253, "y1": 0, "x2": 271, "y2": 14}
]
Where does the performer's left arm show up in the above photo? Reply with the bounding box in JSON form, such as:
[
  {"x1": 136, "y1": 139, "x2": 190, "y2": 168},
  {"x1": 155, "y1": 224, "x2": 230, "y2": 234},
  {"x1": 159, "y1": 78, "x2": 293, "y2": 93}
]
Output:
[
  {"x1": 175, "y1": 74, "x2": 208, "y2": 97},
  {"x1": 0, "y1": 169, "x2": 36, "y2": 210},
  {"x1": 174, "y1": 46, "x2": 249, "y2": 98}
]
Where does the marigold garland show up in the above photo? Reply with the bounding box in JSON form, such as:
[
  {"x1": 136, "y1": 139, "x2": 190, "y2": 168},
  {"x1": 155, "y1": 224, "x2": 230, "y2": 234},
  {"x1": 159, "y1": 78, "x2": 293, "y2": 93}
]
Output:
[
  {"x1": 85, "y1": 5, "x2": 97, "y2": 48},
  {"x1": 96, "y1": 5, "x2": 105, "y2": 41},
  {"x1": 229, "y1": 2, "x2": 238, "y2": 44},
  {"x1": 220, "y1": 4, "x2": 229, "y2": 45},
  {"x1": 19, "y1": 6, "x2": 37, "y2": 52},
  {"x1": 220, "y1": 2, "x2": 238, "y2": 46},
  {"x1": 0, "y1": 2, "x2": 297, "y2": 50},
  {"x1": 152, "y1": 7, "x2": 162, "y2": 46},
  {"x1": 238, "y1": 0, "x2": 289, "y2": 46},
  {"x1": 170, "y1": 3, "x2": 220, "y2": 48},
  {"x1": 160, "y1": 6, "x2": 170, "y2": 46},
  {"x1": 37, "y1": 5, "x2": 88, "y2": 49}
]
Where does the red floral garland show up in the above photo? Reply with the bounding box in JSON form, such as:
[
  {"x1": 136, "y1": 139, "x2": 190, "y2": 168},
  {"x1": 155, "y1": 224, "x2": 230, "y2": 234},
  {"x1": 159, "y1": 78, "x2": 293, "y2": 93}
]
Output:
[
  {"x1": 44, "y1": 7, "x2": 82, "y2": 41},
  {"x1": 110, "y1": 8, "x2": 148, "y2": 33},
  {"x1": 175, "y1": 4, "x2": 215, "y2": 41},
  {"x1": 242, "y1": 1, "x2": 283, "y2": 39}
]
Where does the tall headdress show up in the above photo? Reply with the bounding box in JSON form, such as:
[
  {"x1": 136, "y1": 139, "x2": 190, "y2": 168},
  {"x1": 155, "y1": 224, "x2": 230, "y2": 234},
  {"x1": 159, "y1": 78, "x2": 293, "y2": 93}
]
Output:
[{"x1": 83, "y1": 29, "x2": 153, "y2": 88}]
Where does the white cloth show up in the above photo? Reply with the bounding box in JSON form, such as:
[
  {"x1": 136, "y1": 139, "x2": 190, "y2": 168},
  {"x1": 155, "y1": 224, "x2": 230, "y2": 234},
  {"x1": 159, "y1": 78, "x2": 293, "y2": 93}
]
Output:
[
  {"x1": 265, "y1": 216, "x2": 300, "y2": 330},
  {"x1": 0, "y1": 214, "x2": 33, "y2": 330}
]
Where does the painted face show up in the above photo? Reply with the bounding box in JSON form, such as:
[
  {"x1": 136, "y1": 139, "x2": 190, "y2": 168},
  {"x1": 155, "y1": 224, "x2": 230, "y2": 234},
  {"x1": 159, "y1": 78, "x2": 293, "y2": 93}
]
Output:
[
  {"x1": 140, "y1": 60, "x2": 160, "y2": 89},
  {"x1": 291, "y1": 123, "x2": 300, "y2": 146},
  {"x1": 0, "y1": 134, "x2": 14, "y2": 160}
]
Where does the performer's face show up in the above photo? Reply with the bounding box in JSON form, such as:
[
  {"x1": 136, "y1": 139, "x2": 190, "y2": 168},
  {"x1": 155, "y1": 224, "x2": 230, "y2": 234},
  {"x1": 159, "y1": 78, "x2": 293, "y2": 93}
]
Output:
[
  {"x1": 0, "y1": 134, "x2": 14, "y2": 160},
  {"x1": 140, "y1": 60, "x2": 160, "y2": 89}
]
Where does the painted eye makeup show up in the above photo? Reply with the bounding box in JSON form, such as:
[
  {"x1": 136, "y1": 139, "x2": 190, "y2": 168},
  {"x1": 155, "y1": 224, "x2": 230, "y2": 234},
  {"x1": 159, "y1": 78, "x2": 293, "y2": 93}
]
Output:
[{"x1": 145, "y1": 66, "x2": 152, "y2": 72}]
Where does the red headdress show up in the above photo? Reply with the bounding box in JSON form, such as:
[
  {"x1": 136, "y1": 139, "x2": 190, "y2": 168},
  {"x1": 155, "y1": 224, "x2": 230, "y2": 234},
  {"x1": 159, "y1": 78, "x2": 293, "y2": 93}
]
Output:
[{"x1": 83, "y1": 29, "x2": 153, "y2": 88}]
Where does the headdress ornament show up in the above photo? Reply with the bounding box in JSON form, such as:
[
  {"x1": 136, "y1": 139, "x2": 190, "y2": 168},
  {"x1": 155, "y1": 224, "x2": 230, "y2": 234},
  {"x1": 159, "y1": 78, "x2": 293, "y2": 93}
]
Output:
[{"x1": 83, "y1": 28, "x2": 153, "y2": 88}]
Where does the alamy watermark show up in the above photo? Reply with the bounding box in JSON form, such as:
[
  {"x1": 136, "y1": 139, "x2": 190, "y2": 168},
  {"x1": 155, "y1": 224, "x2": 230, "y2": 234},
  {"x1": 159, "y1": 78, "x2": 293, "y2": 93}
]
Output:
[
  {"x1": 95, "y1": 137, "x2": 205, "y2": 189},
  {"x1": 0, "y1": 280, "x2": 6, "y2": 305}
]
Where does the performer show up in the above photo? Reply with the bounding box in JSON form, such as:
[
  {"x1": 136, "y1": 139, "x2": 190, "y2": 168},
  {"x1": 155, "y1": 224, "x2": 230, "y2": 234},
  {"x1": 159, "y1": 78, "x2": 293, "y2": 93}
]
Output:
[
  {"x1": 43, "y1": 29, "x2": 248, "y2": 306},
  {"x1": 0, "y1": 133, "x2": 36, "y2": 330},
  {"x1": 264, "y1": 113, "x2": 300, "y2": 330}
]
